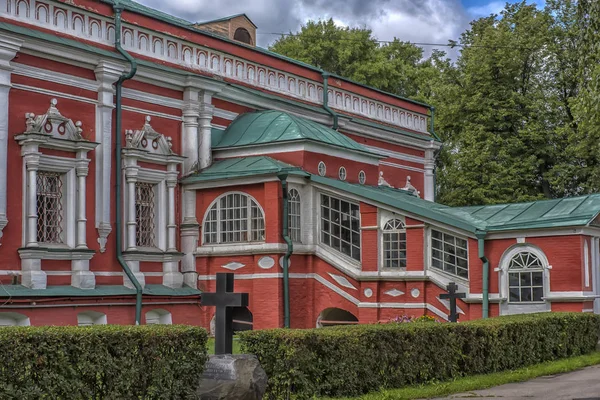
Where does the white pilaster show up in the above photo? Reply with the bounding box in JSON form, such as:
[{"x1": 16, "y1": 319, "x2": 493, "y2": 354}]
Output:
[
  {"x1": 23, "y1": 151, "x2": 40, "y2": 248},
  {"x1": 124, "y1": 260, "x2": 146, "y2": 289},
  {"x1": 94, "y1": 61, "x2": 125, "y2": 252},
  {"x1": 166, "y1": 174, "x2": 177, "y2": 252},
  {"x1": 21, "y1": 259, "x2": 46, "y2": 290},
  {"x1": 0, "y1": 35, "x2": 22, "y2": 241},
  {"x1": 71, "y1": 259, "x2": 95, "y2": 289},
  {"x1": 198, "y1": 92, "x2": 214, "y2": 170},
  {"x1": 126, "y1": 174, "x2": 137, "y2": 250},
  {"x1": 181, "y1": 224, "x2": 199, "y2": 288},
  {"x1": 75, "y1": 151, "x2": 89, "y2": 249},
  {"x1": 424, "y1": 146, "x2": 435, "y2": 202},
  {"x1": 182, "y1": 87, "x2": 199, "y2": 174}
]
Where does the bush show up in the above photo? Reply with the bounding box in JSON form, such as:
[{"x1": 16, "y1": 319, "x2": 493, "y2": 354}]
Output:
[
  {"x1": 239, "y1": 313, "x2": 600, "y2": 399},
  {"x1": 0, "y1": 324, "x2": 208, "y2": 399}
]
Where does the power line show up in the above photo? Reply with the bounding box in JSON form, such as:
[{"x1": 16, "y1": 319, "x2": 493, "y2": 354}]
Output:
[{"x1": 257, "y1": 32, "x2": 534, "y2": 50}]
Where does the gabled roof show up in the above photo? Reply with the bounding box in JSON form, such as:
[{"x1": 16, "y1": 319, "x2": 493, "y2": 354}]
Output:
[
  {"x1": 196, "y1": 13, "x2": 257, "y2": 29},
  {"x1": 181, "y1": 156, "x2": 307, "y2": 184},
  {"x1": 214, "y1": 110, "x2": 381, "y2": 156},
  {"x1": 444, "y1": 195, "x2": 600, "y2": 232}
]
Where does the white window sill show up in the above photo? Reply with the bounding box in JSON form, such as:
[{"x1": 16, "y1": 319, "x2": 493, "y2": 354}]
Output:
[{"x1": 18, "y1": 246, "x2": 95, "y2": 261}]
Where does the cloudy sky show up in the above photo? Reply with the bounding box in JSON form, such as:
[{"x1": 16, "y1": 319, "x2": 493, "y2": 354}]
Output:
[{"x1": 137, "y1": 0, "x2": 546, "y2": 49}]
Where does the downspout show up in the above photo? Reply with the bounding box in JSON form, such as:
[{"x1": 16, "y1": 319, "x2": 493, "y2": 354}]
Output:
[
  {"x1": 113, "y1": 1, "x2": 142, "y2": 325},
  {"x1": 476, "y1": 231, "x2": 489, "y2": 319},
  {"x1": 278, "y1": 173, "x2": 292, "y2": 328},
  {"x1": 321, "y1": 71, "x2": 339, "y2": 130}
]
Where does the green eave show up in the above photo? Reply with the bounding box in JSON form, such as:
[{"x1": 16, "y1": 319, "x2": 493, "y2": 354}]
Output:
[
  {"x1": 308, "y1": 175, "x2": 483, "y2": 234},
  {"x1": 0, "y1": 284, "x2": 201, "y2": 298},
  {"x1": 214, "y1": 110, "x2": 381, "y2": 157},
  {"x1": 445, "y1": 194, "x2": 600, "y2": 232},
  {"x1": 181, "y1": 156, "x2": 308, "y2": 184}
]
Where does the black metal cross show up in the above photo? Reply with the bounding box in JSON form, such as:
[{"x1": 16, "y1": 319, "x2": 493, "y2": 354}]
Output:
[
  {"x1": 201, "y1": 272, "x2": 249, "y2": 355},
  {"x1": 440, "y1": 282, "x2": 466, "y2": 323}
]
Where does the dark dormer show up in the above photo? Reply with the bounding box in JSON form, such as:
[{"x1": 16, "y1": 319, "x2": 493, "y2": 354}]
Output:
[{"x1": 194, "y1": 14, "x2": 257, "y2": 46}]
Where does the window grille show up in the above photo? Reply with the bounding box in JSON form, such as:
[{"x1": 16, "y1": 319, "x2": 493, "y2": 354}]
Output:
[
  {"x1": 203, "y1": 193, "x2": 265, "y2": 244},
  {"x1": 338, "y1": 167, "x2": 347, "y2": 181},
  {"x1": 431, "y1": 229, "x2": 468, "y2": 279},
  {"x1": 382, "y1": 219, "x2": 406, "y2": 268},
  {"x1": 508, "y1": 252, "x2": 544, "y2": 302},
  {"x1": 318, "y1": 161, "x2": 326, "y2": 176},
  {"x1": 288, "y1": 189, "x2": 301, "y2": 243},
  {"x1": 320, "y1": 194, "x2": 361, "y2": 261},
  {"x1": 36, "y1": 171, "x2": 64, "y2": 244},
  {"x1": 358, "y1": 171, "x2": 366, "y2": 184},
  {"x1": 135, "y1": 182, "x2": 156, "y2": 247}
]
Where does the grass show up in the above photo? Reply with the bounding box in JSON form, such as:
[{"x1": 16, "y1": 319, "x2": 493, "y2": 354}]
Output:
[
  {"x1": 332, "y1": 351, "x2": 600, "y2": 400},
  {"x1": 206, "y1": 337, "x2": 241, "y2": 355}
]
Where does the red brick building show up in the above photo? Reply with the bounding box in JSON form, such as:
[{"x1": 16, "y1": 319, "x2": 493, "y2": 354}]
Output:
[{"x1": 0, "y1": 0, "x2": 598, "y2": 329}]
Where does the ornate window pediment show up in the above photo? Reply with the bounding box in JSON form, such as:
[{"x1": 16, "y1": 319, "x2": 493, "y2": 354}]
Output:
[
  {"x1": 123, "y1": 116, "x2": 184, "y2": 164},
  {"x1": 16, "y1": 99, "x2": 98, "y2": 152}
]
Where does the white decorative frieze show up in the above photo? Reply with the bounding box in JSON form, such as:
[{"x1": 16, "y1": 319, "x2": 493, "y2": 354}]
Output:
[
  {"x1": 328, "y1": 272, "x2": 357, "y2": 290},
  {"x1": 2, "y1": 0, "x2": 429, "y2": 133},
  {"x1": 222, "y1": 262, "x2": 245, "y2": 271},
  {"x1": 384, "y1": 288, "x2": 405, "y2": 297}
]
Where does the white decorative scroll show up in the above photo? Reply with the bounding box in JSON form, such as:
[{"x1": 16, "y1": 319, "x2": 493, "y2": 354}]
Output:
[
  {"x1": 328, "y1": 273, "x2": 357, "y2": 290},
  {"x1": 2, "y1": 0, "x2": 430, "y2": 133}
]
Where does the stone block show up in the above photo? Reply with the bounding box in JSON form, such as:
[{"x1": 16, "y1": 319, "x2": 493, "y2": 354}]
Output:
[{"x1": 195, "y1": 354, "x2": 267, "y2": 400}]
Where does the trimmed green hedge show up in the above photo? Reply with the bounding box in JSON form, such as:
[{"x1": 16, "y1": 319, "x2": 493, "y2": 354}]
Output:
[
  {"x1": 0, "y1": 325, "x2": 207, "y2": 399},
  {"x1": 239, "y1": 313, "x2": 600, "y2": 399}
]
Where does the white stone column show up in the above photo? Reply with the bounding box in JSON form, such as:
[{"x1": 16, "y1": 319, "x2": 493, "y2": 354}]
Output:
[
  {"x1": 94, "y1": 61, "x2": 125, "y2": 252},
  {"x1": 123, "y1": 260, "x2": 145, "y2": 289},
  {"x1": 180, "y1": 224, "x2": 199, "y2": 288},
  {"x1": 75, "y1": 152, "x2": 89, "y2": 249},
  {"x1": 0, "y1": 35, "x2": 22, "y2": 241},
  {"x1": 24, "y1": 151, "x2": 40, "y2": 248},
  {"x1": 198, "y1": 96, "x2": 214, "y2": 170},
  {"x1": 166, "y1": 173, "x2": 177, "y2": 252},
  {"x1": 182, "y1": 87, "x2": 199, "y2": 174},
  {"x1": 126, "y1": 175, "x2": 137, "y2": 250},
  {"x1": 424, "y1": 146, "x2": 436, "y2": 202}
]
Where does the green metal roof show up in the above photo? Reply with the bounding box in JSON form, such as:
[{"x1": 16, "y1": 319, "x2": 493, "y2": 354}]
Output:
[
  {"x1": 214, "y1": 110, "x2": 380, "y2": 156},
  {"x1": 443, "y1": 194, "x2": 600, "y2": 232},
  {"x1": 0, "y1": 284, "x2": 201, "y2": 298},
  {"x1": 181, "y1": 156, "x2": 307, "y2": 184}
]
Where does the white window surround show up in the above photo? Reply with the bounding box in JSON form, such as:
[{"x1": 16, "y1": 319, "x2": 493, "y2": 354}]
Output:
[
  {"x1": 201, "y1": 191, "x2": 266, "y2": 245},
  {"x1": 145, "y1": 309, "x2": 173, "y2": 325},
  {"x1": 0, "y1": 312, "x2": 30, "y2": 327},
  {"x1": 338, "y1": 166, "x2": 347, "y2": 181},
  {"x1": 318, "y1": 161, "x2": 326, "y2": 176},
  {"x1": 288, "y1": 188, "x2": 301, "y2": 243},
  {"x1": 498, "y1": 244, "x2": 551, "y2": 316},
  {"x1": 121, "y1": 116, "x2": 185, "y2": 289},
  {"x1": 77, "y1": 311, "x2": 107, "y2": 326},
  {"x1": 380, "y1": 213, "x2": 407, "y2": 270},
  {"x1": 15, "y1": 99, "x2": 98, "y2": 290},
  {"x1": 358, "y1": 170, "x2": 366, "y2": 185},
  {"x1": 318, "y1": 192, "x2": 362, "y2": 264}
]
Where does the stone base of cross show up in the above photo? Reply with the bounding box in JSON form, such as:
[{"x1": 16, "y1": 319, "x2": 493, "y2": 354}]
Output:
[
  {"x1": 440, "y1": 282, "x2": 465, "y2": 323},
  {"x1": 201, "y1": 272, "x2": 249, "y2": 355}
]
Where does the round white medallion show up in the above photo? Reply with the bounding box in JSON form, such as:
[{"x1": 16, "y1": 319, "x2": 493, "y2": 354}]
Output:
[
  {"x1": 318, "y1": 161, "x2": 326, "y2": 176},
  {"x1": 338, "y1": 166, "x2": 347, "y2": 181},
  {"x1": 358, "y1": 170, "x2": 366, "y2": 184},
  {"x1": 410, "y1": 288, "x2": 420, "y2": 298},
  {"x1": 258, "y1": 256, "x2": 275, "y2": 269},
  {"x1": 279, "y1": 257, "x2": 292, "y2": 269},
  {"x1": 364, "y1": 288, "x2": 373, "y2": 298}
]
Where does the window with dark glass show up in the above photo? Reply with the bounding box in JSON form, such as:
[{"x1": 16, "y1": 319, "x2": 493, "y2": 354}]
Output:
[
  {"x1": 508, "y1": 252, "x2": 544, "y2": 302},
  {"x1": 320, "y1": 194, "x2": 361, "y2": 261},
  {"x1": 431, "y1": 229, "x2": 468, "y2": 279}
]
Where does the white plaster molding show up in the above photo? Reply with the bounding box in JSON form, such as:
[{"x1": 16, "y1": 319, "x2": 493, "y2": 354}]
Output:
[
  {"x1": 437, "y1": 296, "x2": 465, "y2": 315},
  {"x1": 327, "y1": 273, "x2": 357, "y2": 290},
  {"x1": 258, "y1": 256, "x2": 275, "y2": 269},
  {"x1": 384, "y1": 289, "x2": 405, "y2": 297},
  {"x1": 222, "y1": 262, "x2": 245, "y2": 271},
  {"x1": 363, "y1": 288, "x2": 373, "y2": 298},
  {"x1": 361, "y1": 144, "x2": 426, "y2": 164},
  {"x1": 410, "y1": 288, "x2": 420, "y2": 298},
  {"x1": 380, "y1": 160, "x2": 426, "y2": 174}
]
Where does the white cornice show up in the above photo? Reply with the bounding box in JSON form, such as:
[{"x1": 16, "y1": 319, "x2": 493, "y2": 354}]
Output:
[{"x1": 362, "y1": 144, "x2": 426, "y2": 164}]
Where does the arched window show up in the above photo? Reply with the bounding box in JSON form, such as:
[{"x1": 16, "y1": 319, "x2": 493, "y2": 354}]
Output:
[
  {"x1": 203, "y1": 193, "x2": 265, "y2": 244},
  {"x1": 77, "y1": 311, "x2": 107, "y2": 326},
  {"x1": 508, "y1": 251, "x2": 545, "y2": 303},
  {"x1": 234, "y1": 28, "x2": 253, "y2": 45},
  {"x1": 145, "y1": 309, "x2": 172, "y2": 325},
  {"x1": 382, "y1": 219, "x2": 406, "y2": 268},
  {"x1": 0, "y1": 312, "x2": 30, "y2": 326},
  {"x1": 317, "y1": 308, "x2": 358, "y2": 328},
  {"x1": 288, "y1": 189, "x2": 301, "y2": 243}
]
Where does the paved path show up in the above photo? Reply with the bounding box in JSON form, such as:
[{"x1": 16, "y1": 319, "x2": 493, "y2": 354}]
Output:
[{"x1": 434, "y1": 365, "x2": 600, "y2": 399}]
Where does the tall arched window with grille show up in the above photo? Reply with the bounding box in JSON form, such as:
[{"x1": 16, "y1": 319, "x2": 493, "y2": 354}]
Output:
[
  {"x1": 382, "y1": 219, "x2": 407, "y2": 268},
  {"x1": 203, "y1": 192, "x2": 265, "y2": 244},
  {"x1": 288, "y1": 189, "x2": 301, "y2": 243},
  {"x1": 508, "y1": 251, "x2": 545, "y2": 303}
]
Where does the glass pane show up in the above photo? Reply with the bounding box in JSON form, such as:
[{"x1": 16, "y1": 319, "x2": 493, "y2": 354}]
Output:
[
  {"x1": 520, "y1": 272, "x2": 532, "y2": 286},
  {"x1": 521, "y1": 288, "x2": 532, "y2": 302},
  {"x1": 532, "y1": 272, "x2": 543, "y2": 286},
  {"x1": 532, "y1": 287, "x2": 544, "y2": 302},
  {"x1": 509, "y1": 273, "x2": 519, "y2": 286},
  {"x1": 509, "y1": 287, "x2": 520, "y2": 302}
]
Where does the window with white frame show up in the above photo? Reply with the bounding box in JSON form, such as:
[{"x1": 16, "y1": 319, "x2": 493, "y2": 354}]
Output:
[
  {"x1": 320, "y1": 194, "x2": 361, "y2": 261},
  {"x1": 318, "y1": 161, "x2": 326, "y2": 176},
  {"x1": 288, "y1": 189, "x2": 301, "y2": 243},
  {"x1": 203, "y1": 192, "x2": 265, "y2": 244},
  {"x1": 36, "y1": 171, "x2": 64, "y2": 244},
  {"x1": 338, "y1": 167, "x2": 347, "y2": 181},
  {"x1": 358, "y1": 171, "x2": 366, "y2": 185},
  {"x1": 135, "y1": 182, "x2": 156, "y2": 247},
  {"x1": 382, "y1": 219, "x2": 406, "y2": 268},
  {"x1": 431, "y1": 229, "x2": 468, "y2": 279},
  {"x1": 508, "y1": 252, "x2": 544, "y2": 303}
]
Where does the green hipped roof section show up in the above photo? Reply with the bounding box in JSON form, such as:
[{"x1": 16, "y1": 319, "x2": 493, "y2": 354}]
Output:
[
  {"x1": 0, "y1": 284, "x2": 201, "y2": 298},
  {"x1": 197, "y1": 13, "x2": 258, "y2": 29},
  {"x1": 443, "y1": 194, "x2": 600, "y2": 232},
  {"x1": 181, "y1": 156, "x2": 308, "y2": 184},
  {"x1": 214, "y1": 110, "x2": 381, "y2": 156}
]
